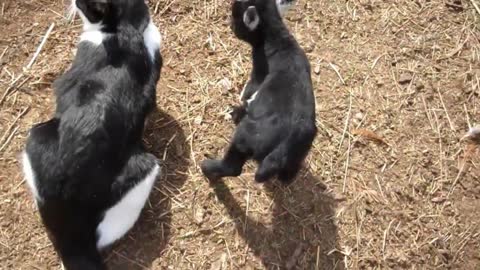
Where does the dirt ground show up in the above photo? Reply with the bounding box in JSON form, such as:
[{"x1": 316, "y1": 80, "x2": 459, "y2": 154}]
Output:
[{"x1": 1, "y1": 0, "x2": 479, "y2": 269}]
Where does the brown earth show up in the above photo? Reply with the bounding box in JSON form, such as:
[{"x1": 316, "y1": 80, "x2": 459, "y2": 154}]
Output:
[{"x1": 0, "y1": 0, "x2": 479, "y2": 269}]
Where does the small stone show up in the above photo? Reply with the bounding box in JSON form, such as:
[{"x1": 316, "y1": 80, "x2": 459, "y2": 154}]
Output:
[
  {"x1": 219, "y1": 78, "x2": 232, "y2": 91},
  {"x1": 354, "y1": 112, "x2": 364, "y2": 120},
  {"x1": 193, "y1": 207, "x2": 205, "y2": 225},
  {"x1": 286, "y1": 243, "x2": 306, "y2": 269},
  {"x1": 438, "y1": 249, "x2": 451, "y2": 259},
  {"x1": 209, "y1": 253, "x2": 227, "y2": 270},
  {"x1": 398, "y1": 73, "x2": 412, "y2": 85},
  {"x1": 174, "y1": 143, "x2": 184, "y2": 157},
  {"x1": 223, "y1": 113, "x2": 232, "y2": 121},
  {"x1": 314, "y1": 65, "x2": 321, "y2": 74},
  {"x1": 415, "y1": 82, "x2": 425, "y2": 90},
  {"x1": 431, "y1": 196, "x2": 446, "y2": 203},
  {"x1": 376, "y1": 77, "x2": 384, "y2": 86},
  {"x1": 194, "y1": 115, "x2": 203, "y2": 125}
]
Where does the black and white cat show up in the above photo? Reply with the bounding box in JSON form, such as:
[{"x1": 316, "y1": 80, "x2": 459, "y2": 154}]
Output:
[{"x1": 21, "y1": 0, "x2": 162, "y2": 269}]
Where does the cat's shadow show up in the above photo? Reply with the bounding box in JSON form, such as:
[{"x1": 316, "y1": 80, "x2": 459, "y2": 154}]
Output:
[{"x1": 105, "y1": 108, "x2": 190, "y2": 270}]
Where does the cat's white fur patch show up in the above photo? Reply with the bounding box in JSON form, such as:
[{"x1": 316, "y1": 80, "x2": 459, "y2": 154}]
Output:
[
  {"x1": 80, "y1": 27, "x2": 105, "y2": 46},
  {"x1": 22, "y1": 151, "x2": 42, "y2": 202},
  {"x1": 143, "y1": 21, "x2": 162, "y2": 62},
  {"x1": 96, "y1": 164, "x2": 160, "y2": 249},
  {"x1": 72, "y1": 0, "x2": 162, "y2": 55},
  {"x1": 76, "y1": 3, "x2": 105, "y2": 45}
]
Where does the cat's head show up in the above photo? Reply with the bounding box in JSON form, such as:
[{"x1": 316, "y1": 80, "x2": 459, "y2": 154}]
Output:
[{"x1": 69, "y1": 0, "x2": 150, "y2": 31}]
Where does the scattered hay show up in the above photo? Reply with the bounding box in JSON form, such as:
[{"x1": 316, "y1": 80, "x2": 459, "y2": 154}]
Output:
[{"x1": 0, "y1": 0, "x2": 479, "y2": 269}]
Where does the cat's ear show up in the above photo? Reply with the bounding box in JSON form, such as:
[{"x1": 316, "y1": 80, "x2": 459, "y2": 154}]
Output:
[{"x1": 243, "y1": 6, "x2": 260, "y2": 31}]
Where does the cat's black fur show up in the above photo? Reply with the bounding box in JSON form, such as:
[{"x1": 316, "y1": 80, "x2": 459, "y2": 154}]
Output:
[
  {"x1": 201, "y1": 0, "x2": 316, "y2": 184},
  {"x1": 23, "y1": 0, "x2": 162, "y2": 269}
]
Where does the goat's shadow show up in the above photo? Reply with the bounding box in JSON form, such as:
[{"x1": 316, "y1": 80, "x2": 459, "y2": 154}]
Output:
[
  {"x1": 210, "y1": 171, "x2": 344, "y2": 269},
  {"x1": 105, "y1": 108, "x2": 190, "y2": 270}
]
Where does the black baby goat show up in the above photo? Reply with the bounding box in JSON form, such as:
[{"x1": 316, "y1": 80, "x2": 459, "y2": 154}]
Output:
[{"x1": 201, "y1": 0, "x2": 317, "y2": 184}]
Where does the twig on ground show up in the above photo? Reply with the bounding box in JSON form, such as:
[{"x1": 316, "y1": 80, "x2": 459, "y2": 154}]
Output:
[
  {"x1": 329, "y1": 62, "x2": 346, "y2": 85},
  {"x1": 470, "y1": 0, "x2": 480, "y2": 15},
  {"x1": 338, "y1": 92, "x2": 353, "y2": 151},
  {"x1": 0, "y1": 74, "x2": 25, "y2": 105},
  {"x1": 111, "y1": 251, "x2": 149, "y2": 270},
  {"x1": 342, "y1": 136, "x2": 352, "y2": 193},
  {"x1": 382, "y1": 220, "x2": 395, "y2": 260},
  {"x1": 437, "y1": 88, "x2": 456, "y2": 131},
  {"x1": 26, "y1": 23, "x2": 55, "y2": 70},
  {"x1": 0, "y1": 46, "x2": 8, "y2": 64},
  {"x1": 0, "y1": 106, "x2": 29, "y2": 146},
  {"x1": 0, "y1": 126, "x2": 19, "y2": 153},
  {"x1": 371, "y1": 54, "x2": 386, "y2": 70}
]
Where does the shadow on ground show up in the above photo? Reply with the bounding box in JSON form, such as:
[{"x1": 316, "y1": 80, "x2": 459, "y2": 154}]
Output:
[
  {"x1": 211, "y1": 171, "x2": 344, "y2": 269},
  {"x1": 105, "y1": 108, "x2": 190, "y2": 270}
]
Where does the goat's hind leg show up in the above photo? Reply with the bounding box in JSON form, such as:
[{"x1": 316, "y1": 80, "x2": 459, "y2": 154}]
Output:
[
  {"x1": 255, "y1": 148, "x2": 285, "y2": 183},
  {"x1": 230, "y1": 104, "x2": 247, "y2": 125},
  {"x1": 277, "y1": 162, "x2": 302, "y2": 185},
  {"x1": 201, "y1": 144, "x2": 248, "y2": 181}
]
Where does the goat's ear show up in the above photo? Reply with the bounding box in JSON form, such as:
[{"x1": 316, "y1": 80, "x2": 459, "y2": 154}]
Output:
[
  {"x1": 89, "y1": 0, "x2": 110, "y2": 17},
  {"x1": 276, "y1": 0, "x2": 294, "y2": 15},
  {"x1": 243, "y1": 6, "x2": 260, "y2": 31}
]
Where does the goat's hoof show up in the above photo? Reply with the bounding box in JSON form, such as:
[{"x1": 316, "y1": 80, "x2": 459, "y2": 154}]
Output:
[
  {"x1": 278, "y1": 177, "x2": 295, "y2": 186},
  {"x1": 254, "y1": 175, "x2": 270, "y2": 183},
  {"x1": 200, "y1": 159, "x2": 223, "y2": 182}
]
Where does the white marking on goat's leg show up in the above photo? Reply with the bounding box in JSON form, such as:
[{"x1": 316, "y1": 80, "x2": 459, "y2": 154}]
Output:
[
  {"x1": 468, "y1": 127, "x2": 480, "y2": 136},
  {"x1": 247, "y1": 91, "x2": 258, "y2": 105},
  {"x1": 239, "y1": 81, "x2": 250, "y2": 102},
  {"x1": 462, "y1": 126, "x2": 480, "y2": 140}
]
